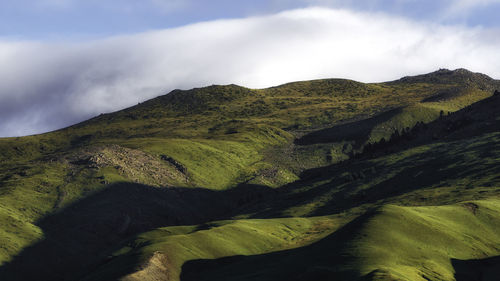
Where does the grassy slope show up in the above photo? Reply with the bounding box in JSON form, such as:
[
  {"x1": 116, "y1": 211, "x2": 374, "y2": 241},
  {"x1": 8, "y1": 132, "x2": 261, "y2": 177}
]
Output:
[
  {"x1": 82, "y1": 215, "x2": 346, "y2": 281},
  {"x1": 87, "y1": 88, "x2": 500, "y2": 280},
  {"x1": 113, "y1": 106, "x2": 500, "y2": 281},
  {"x1": 0, "y1": 77, "x2": 446, "y2": 263},
  {"x1": 0, "y1": 162, "x2": 65, "y2": 262},
  {"x1": 271, "y1": 131, "x2": 500, "y2": 218},
  {"x1": 178, "y1": 199, "x2": 500, "y2": 281},
  {"x1": 0, "y1": 69, "x2": 499, "y2": 280},
  {"x1": 355, "y1": 200, "x2": 500, "y2": 280}
]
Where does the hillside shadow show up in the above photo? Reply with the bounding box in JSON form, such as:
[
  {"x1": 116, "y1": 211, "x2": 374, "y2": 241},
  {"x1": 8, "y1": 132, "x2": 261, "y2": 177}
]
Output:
[
  {"x1": 0, "y1": 182, "x2": 275, "y2": 281},
  {"x1": 452, "y1": 256, "x2": 500, "y2": 281},
  {"x1": 420, "y1": 87, "x2": 462, "y2": 103},
  {"x1": 310, "y1": 134, "x2": 500, "y2": 216},
  {"x1": 180, "y1": 211, "x2": 377, "y2": 281},
  {"x1": 180, "y1": 203, "x2": 500, "y2": 281},
  {"x1": 180, "y1": 200, "x2": 500, "y2": 281},
  {"x1": 295, "y1": 108, "x2": 401, "y2": 146},
  {"x1": 247, "y1": 143, "x2": 465, "y2": 218},
  {"x1": 251, "y1": 128, "x2": 500, "y2": 219}
]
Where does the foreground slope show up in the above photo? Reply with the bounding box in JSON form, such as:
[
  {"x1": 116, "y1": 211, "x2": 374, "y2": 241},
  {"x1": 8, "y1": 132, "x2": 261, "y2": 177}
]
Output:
[
  {"x1": 181, "y1": 199, "x2": 500, "y2": 281},
  {"x1": 0, "y1": 69, "x2": 499, "y2": 280}
]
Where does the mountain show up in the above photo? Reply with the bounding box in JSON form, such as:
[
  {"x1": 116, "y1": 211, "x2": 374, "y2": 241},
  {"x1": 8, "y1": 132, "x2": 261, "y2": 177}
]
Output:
[{"x1": 0, "y1": 69, "x2": 499, "y2": 281}]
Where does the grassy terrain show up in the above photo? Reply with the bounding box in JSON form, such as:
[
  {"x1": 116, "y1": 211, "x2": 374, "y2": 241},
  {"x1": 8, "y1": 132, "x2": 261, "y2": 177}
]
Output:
[
  {"x1": 81, "y1": 215, "x2": 346, "y2": 281},
  {"x1": 0, "y1": 68, "x2": 499, "y2": 280},
  {"x1": 180, "y1": 199, "x2": 500, "y2": 281}
]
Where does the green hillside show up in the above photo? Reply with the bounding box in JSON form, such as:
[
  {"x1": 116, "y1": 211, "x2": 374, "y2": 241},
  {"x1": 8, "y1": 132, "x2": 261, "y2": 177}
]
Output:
[
  {"x1": 178, "y1": 199, "x2": 500, "y2": 281},
  {"x1": 0, "y1": 68, "x2": 500, "y2": 281}
]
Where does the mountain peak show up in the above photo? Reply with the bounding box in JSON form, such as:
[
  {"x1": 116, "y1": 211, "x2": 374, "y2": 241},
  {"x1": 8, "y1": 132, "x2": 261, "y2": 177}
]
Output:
[{"x1": 396, "y1": 68, "x2": 498, "y2": 90}]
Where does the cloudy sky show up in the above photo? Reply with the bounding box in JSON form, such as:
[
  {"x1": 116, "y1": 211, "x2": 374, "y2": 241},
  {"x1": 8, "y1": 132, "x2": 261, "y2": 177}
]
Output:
[{"x1": 1, "y1": 0, "x2": 500, "y2": 137}]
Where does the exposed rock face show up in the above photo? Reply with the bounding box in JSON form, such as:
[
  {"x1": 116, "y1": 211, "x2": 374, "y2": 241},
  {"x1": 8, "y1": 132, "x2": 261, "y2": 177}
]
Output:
[
  {"x1": 121, "y1": 252, "x2": 170, "y2": 281},
  {"x1": 66, "y1": 144, "x2": 189, "y2": 187}
]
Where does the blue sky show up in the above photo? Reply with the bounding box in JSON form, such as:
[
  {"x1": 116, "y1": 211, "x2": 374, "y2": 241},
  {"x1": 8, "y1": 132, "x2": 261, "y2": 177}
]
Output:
[
  {"x1": 1, "y1": 1, "x2": 500, "y2": 137},
  {"x1": 2, "y1": 0, "x2": 500, "y2": 39}
]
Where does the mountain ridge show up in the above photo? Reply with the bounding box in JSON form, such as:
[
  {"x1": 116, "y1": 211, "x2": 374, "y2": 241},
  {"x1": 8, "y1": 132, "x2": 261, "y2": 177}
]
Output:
[{"x1": 1, "y1": 69, "x2": 500, "y2": 281}]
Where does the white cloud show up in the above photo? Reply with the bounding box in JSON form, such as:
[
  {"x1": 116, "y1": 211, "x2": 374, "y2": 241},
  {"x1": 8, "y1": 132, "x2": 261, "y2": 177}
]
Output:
[{"x1": 0, "y1": 7, "x2": 499, "y2": 137}]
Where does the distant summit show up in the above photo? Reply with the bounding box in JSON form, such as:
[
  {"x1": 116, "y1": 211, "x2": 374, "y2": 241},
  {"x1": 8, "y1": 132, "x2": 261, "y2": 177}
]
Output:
[{"x1": 396, "y1": 68, "x2": 499, "y2": 91}]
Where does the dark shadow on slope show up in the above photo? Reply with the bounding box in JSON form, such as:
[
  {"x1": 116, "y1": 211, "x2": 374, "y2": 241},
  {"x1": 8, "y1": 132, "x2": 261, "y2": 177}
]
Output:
[
  {"x1": 247, "y1": 90, "x2": 500, "y2": 219},
  {"x1": 181, "y1": 201, "x2": 500, "y2": 281},
  {"x1": 420, "y1": 87, "x2": 462, "y2": 103},
  {"x1": 310, "y1": 133, "x2": 500, "y2": 216},
  {"x1": 286, "y1": 90, "x2": 500, "y2": 216},
  {"x1": 453, "y1": 256, "x2": 500, "y2": 281},
  {"x1": 359, "y1": 90, "x2": 500, "y2": 160},
  {"x1": 0, "y1": 182, "x2": 276, "y2": 281},
  {"x1": 294, "y1": 108, "x2": 402, "y2": 147},
  {"x1": 247, "y1": 128, "x2": 500, "y2": 219},
  {"x1": 181, "y1": 210, "x2": 378, "y2": 281}
]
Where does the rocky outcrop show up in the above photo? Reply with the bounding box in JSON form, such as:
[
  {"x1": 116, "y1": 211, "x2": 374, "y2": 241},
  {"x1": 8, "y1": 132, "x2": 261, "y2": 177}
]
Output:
[
  {"x1": 66, "y1": 145, "x2": 189, "y2": 187},
  {"x1": 120, "y1": 252, "x2": 171, "y2": 281}
]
